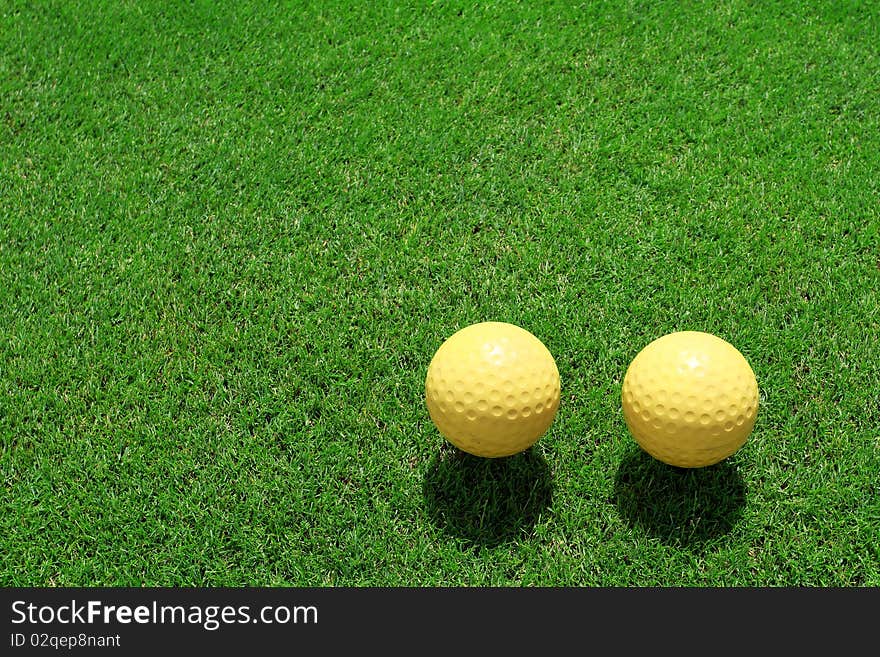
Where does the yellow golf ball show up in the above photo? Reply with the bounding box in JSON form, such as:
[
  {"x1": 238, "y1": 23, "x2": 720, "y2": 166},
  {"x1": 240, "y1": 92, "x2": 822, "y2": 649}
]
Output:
[
  {"x1": 621, "y1": 331, "x2": 759, "y2": 468},
  {"x1": 425, "y1": 322, "x2": 561, "y2": 458}
]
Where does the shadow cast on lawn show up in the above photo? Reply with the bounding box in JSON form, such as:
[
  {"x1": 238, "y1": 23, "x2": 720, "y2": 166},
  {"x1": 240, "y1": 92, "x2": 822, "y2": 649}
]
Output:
[
  {"x1": 613, "y1": 447, "x2": 747, "y2": 551},
  {"x1": 423, "y1": 443, "x2": 553, "y2": 548}
]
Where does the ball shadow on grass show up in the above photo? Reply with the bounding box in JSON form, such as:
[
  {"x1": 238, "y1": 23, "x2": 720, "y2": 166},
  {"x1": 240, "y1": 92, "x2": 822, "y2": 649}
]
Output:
[
  {"x1": 613, "y1": 446, "x2": 747, "y2": 551},
  {"x1": 423, "y1": 443, "x2": 553, "y2": 548}
]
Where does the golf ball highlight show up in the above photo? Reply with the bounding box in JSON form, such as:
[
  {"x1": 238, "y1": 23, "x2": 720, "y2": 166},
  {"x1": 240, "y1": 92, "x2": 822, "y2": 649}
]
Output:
[
  {"x1": 621, "y1": 330, "x2": 759, "y2": 468},
  {"x1": 425, "y1": 322, "x2": 561, "y2": 458}
]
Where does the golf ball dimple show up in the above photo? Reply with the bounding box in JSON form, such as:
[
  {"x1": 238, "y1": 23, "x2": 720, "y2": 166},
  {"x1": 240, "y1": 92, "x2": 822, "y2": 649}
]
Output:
[
  {"x1": 425, "y1": 322, "x2": 561, "y2": 458},
  {"x1": 621, "y1": 331, "x2": 759, "y2": 468}
]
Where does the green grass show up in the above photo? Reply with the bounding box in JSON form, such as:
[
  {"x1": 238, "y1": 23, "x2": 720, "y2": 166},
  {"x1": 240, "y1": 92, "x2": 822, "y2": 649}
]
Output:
[{"x1": 2, "y1": 0, "x2": 878, "y2": 586}]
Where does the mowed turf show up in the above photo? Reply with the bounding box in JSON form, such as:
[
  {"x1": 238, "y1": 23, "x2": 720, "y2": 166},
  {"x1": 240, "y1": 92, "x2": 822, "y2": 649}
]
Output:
[{"x1": 1, "y1": 0, "x2": 878, "y2": 586}]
